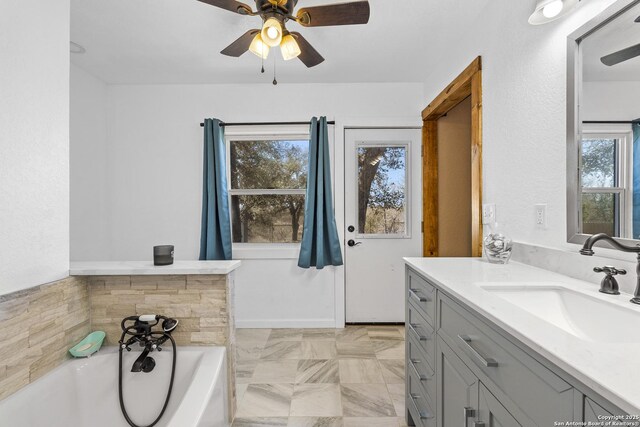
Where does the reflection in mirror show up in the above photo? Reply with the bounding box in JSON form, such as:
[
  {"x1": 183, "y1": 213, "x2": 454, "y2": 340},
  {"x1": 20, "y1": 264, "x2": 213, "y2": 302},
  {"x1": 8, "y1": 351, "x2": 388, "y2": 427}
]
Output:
[{"x1": 571, "y1": 1, "x2": 640, "y2": 241}]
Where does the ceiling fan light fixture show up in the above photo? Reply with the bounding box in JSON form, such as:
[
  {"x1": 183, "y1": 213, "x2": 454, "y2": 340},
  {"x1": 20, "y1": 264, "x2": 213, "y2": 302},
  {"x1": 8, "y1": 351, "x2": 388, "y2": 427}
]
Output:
[
  {"x1": 528, "y1": 0, "x2": 579, "y2": 25},
  {"x1": 261, "y1": 17, "x2": 283, "y2": 47},
  {"x1": 280, "y1": 34, "x2": 301, "y2": 60},
  {"x1": 249, "y1": 33, "x2": 270, "y2": 59}
]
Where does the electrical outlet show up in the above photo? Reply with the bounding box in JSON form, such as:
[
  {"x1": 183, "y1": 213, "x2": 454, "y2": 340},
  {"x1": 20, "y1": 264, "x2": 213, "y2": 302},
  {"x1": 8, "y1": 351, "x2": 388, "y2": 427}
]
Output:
[
  {"x1": 535, "y1": 204, "x2": 547, "y2": 228},
  {"x1": 482, "y1": 203, "x2": 496, "y2": 225}
]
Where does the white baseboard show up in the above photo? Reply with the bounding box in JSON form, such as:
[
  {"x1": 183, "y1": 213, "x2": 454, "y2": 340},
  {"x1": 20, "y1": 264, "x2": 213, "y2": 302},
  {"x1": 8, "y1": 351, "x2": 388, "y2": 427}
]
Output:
[{"x1": 236, "y1": 318, "x2": 337, "y2": 329}]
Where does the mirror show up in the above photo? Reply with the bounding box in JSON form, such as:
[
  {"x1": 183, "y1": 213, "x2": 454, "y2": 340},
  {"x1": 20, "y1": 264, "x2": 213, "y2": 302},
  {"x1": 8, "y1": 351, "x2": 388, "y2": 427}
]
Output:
[{"x1": 567, "y1": 0, "x2": 640, "y2": 245}]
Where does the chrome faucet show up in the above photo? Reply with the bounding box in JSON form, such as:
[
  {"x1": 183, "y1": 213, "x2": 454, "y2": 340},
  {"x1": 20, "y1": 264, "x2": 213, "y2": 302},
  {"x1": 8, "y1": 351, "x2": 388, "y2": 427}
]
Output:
[{"x1": 580, "y1": 233, "x2": 640, "y2": 305}]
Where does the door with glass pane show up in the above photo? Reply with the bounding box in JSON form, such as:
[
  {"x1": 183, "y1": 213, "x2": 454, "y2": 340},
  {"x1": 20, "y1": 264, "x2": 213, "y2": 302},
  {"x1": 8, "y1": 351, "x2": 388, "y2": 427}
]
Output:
[{"x1": 345, "y1": 128, "x2": 422, "y2": 323}]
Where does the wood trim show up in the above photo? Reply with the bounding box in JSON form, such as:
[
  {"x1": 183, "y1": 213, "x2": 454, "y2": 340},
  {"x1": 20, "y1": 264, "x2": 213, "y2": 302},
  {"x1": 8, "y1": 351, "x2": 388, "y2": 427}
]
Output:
[
  {"x1": 422, "y1": 56, "x2": 483, "y2": 257},
  {"x1": 470, "y1": 69, "x2": 483, "y2": 257},
  {"x1": 422, "y1": 57, "x2": 482, "y2": 121},
  {"x1": 423, "y1": 120, "x2": 438, "y2": 257}
]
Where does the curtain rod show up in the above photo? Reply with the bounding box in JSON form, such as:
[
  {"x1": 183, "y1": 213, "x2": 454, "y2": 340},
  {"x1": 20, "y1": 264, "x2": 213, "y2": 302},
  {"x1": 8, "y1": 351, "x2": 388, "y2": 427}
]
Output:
[
  {"x1": 583, "y1": 120, "x2": 640, "y2": 124},
  {"x1": 199, "y1": 121, "x2": 336, "y2": 127}
]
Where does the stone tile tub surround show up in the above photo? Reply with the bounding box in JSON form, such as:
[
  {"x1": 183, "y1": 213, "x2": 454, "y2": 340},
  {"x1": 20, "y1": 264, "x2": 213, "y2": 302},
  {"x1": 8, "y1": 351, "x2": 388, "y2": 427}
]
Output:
[{"x1": 0, "y1": 276, "x2": 90, "y2": 400}]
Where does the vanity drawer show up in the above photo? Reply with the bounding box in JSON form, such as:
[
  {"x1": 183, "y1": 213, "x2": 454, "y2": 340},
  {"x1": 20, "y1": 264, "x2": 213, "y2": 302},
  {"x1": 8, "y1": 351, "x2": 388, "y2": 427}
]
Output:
[
  {"x1": 407, "y1": 335, "x2": 437, "y2": 401},
  {"x1": 407, "y1": 360, "x2": 436, "y2": 427},
  {"x1": 408, "y1": 300, "x2": 436, "y2": 369},
  {"x1": 438, "y1": 293, "x2": 575, "y2": 426},
  {"x1": 407, "y1": 268, "x2": 436, "y2": 326}
]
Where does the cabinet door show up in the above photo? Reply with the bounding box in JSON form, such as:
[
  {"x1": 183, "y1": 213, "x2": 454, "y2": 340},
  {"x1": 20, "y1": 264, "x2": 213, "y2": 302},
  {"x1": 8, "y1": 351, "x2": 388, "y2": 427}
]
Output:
[
  {"x1": 476, "y1": 383, "x2": 522, "y2": 427},
  {"x1": 584, "y1": 397, "x2": 613, "y2": 422},
  {"x1": 437, "y1": 337, "x2": 479, "y2": 427}
]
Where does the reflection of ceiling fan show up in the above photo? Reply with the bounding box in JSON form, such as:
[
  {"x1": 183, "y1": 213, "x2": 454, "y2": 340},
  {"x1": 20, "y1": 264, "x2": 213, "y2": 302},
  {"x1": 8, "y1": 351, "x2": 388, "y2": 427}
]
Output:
[
  {"x1": 600, "y1": 15, "x2": 640, "y2": 66},
  {"x1": 198, "y1": 0, "x2": 370, "y2": 68}
]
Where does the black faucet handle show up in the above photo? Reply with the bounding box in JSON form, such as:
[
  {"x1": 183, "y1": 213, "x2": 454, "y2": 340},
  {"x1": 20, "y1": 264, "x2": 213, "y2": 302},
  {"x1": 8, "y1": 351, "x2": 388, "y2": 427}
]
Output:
[{"x1": 594, "y1": 266, "x2": 627, "y2": 276}]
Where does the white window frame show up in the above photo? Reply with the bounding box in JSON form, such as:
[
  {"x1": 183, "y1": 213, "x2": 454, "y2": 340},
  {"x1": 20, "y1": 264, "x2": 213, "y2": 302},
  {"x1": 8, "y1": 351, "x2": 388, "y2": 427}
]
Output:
[
  {"x1": 354, "y1": 141, "x2": 411, "y2": 240},
  {"x1": 579, "y1": 124, "x2": 634, "y2": 239},
  {"x1": 224, "y1": 125, "x2": 310, "y2": 253}
]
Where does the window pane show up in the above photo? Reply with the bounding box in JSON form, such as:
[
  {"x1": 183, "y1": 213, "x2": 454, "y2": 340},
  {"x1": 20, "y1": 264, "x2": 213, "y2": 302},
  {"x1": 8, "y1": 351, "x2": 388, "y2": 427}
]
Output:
[
  {"x1": 357, "y1": 146, "x2": 407, "y2": 235},
  {"x1": 581, "y1": 139, "x2": 617, "y2": 188},
  {"x1": 229, "y1": 140, "x2": 308, "y2": 190},
  {"x1": 581, "y1": 192, "x2": 619, "y2": 236},
  {"x1": 231, "y1": 195, "x2": 305, "y2": 243}
]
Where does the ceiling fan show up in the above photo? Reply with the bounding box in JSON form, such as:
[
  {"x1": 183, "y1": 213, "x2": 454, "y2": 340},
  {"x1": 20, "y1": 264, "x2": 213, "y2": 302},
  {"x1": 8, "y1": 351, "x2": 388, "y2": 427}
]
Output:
[
  {"x1": 197, "y1": 0, "x2": 370, "y2": 68},
  {"x1": 600, "y1": 15, "x2": 640, "y2": 66}
]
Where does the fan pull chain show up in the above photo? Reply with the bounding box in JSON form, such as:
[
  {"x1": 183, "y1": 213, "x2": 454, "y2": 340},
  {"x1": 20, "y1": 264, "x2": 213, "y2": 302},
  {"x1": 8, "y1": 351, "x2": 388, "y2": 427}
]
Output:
[
  {"x1": 273, "y1": 53, "x2": 278, "y2": 85},
  {"x1": 261, "y1": 54, "x2": 265, "y2": 74}
]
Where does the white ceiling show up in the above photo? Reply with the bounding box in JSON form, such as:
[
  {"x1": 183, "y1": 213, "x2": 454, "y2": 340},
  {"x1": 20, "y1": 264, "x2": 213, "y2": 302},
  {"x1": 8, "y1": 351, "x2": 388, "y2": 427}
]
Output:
[
  {"x1": 582, "y1": 3, "x2": 640, "y2": 82},
  {"x1": 70, "y1": 0, "x2": 442, "y2": 84}
]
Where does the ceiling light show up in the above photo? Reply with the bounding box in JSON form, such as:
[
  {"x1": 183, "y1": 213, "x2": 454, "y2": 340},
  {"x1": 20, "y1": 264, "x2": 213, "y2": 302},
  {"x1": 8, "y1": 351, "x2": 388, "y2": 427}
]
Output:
[
  {"x1": 249, "y1": 34, "x2": 269, "y2": 59},
  {"x1": 261, "y1": 18, "x2": 283, "y2": 47},
  {"x1": 280, "y1": 34, "x2": 301, "y2": 61},
  {"x1": 70, "y1": 41, "x2": 86, "y2": 54},
  {"x1": 528, "y1": 0, "x2": 579, "y2": 25}
]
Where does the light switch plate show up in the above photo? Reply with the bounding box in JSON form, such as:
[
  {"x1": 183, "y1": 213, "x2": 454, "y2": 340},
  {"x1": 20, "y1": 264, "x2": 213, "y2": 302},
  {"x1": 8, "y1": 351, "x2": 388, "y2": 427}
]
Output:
[
  {"x1": 482, "y1": 204, "x2": 496, "y2": 225},
  {"x1": 535, "y1": 204, "x2": 547, "y2": 228}
]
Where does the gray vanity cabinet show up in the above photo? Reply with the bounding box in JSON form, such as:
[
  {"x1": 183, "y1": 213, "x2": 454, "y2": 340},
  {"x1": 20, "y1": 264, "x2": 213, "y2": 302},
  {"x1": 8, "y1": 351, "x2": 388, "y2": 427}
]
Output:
[
  {"x1": 436, "y1": 336, "x2": 479, "y2": 427},
  {"x1": 406, "y1": 266, "x2": 626, "y2": 427},
  {"x1": 477, "y1": 383, "x2": 521, "y2": 427},
  {"x1": 584, "y1": 397, "x2": 613, "y2": 422}
]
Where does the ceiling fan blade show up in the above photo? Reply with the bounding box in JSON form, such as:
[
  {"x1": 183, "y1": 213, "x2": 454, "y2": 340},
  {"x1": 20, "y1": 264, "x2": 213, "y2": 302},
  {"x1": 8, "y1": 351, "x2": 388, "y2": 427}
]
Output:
[
  {"x1": 601, "y1": 43, "x2": 640, "y2": 66},
  {"x1": 197, "y1": 0, "x2": 252, "y2": 15},
  {"x1": 221, "y1": 30, "x2": 259, "y2": 57},
  {"x1": 291, "y1": 32, "x2": 324, "y2": 67},
  {"x1": 635, "y1": 15, "x2": 640, "y2": 22},
  {"x1": 296, "y1": 1, "x2": 370, "y2": 27}
]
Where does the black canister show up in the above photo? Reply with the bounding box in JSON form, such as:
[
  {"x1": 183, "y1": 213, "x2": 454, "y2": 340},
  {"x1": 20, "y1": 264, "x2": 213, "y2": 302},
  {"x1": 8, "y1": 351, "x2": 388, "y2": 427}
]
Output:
[{"x1": 153, "y1": 245, "x2": 174, "y2": 266}]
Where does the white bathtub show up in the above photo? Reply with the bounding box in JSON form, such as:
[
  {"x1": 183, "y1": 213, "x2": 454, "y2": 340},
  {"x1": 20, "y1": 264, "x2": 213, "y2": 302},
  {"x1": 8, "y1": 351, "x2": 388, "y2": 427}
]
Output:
[{"x1": 0, "y1": 346, "x2": 229, "y2": 427}]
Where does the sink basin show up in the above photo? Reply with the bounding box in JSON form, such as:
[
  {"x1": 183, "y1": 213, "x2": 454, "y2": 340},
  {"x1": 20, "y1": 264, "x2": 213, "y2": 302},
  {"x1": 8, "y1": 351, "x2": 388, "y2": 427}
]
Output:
[{"x1": 478, "y1": 283, "x2": 640, "y2": 343}]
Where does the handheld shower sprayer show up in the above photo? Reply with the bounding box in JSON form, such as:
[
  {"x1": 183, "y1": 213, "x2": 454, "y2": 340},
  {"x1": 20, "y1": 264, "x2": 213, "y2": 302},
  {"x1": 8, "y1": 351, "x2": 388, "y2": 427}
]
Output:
[{"x1": 118, "y1": 314, "x2": 179, "y2": 427}]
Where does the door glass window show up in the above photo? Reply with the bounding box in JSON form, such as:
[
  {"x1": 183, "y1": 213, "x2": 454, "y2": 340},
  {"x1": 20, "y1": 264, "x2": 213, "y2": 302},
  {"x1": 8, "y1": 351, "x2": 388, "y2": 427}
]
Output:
[{"x1": 357, "y1": 145, "x2": 407, "y2": 236}]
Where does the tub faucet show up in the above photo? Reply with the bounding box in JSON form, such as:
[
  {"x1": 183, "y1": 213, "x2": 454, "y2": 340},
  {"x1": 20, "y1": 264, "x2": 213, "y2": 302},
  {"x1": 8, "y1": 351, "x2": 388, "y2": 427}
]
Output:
[
  {"x1": 119, "y1": 314, "x2": 179, "y2": 373},
  {"x1": 580, "y1": 233, "x2": 640, "y2": 305}
]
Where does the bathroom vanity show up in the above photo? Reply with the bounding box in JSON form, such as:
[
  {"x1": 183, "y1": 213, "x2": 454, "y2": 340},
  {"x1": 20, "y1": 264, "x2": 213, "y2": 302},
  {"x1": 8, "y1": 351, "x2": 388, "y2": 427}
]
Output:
[{"x1": 404, "y1": 258, "x2": 640, "y2": 426}]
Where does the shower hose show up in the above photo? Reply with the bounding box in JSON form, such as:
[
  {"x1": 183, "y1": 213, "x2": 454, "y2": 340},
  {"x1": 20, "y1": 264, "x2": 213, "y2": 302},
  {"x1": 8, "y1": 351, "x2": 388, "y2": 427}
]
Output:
[{"x1": 118, "y1": 328, "x2": 177, "y2": 427}]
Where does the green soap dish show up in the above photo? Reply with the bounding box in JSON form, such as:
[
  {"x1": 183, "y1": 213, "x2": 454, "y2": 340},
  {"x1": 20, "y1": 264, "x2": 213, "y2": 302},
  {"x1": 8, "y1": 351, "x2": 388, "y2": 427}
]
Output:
[{"x1": 69, "y1": 331, "x2": 106, "y2": 358}]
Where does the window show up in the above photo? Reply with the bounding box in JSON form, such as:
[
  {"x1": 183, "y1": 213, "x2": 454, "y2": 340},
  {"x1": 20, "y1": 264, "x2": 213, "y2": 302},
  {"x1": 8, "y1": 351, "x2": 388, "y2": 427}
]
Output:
[
  {"x1": 227, "y1": 132, "x2": 309, "y2": 244},
  {"x1": 356, "y1": 144, "x2": 408, "y2": 237},
  {"x1": 579, "y1": 126, "x2": 633, "y2": 238}
]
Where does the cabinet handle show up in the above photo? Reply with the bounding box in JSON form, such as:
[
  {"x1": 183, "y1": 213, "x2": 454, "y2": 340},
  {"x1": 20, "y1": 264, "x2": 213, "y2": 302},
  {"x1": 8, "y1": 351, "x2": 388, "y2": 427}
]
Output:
[
  {"x1": 409, "y1": 393, "x2": 433, "y2": 420},
  {"x1": 409, "y1": 358, "x2": 432, "y2": 381},
  {"x1": 458, "y1": 335, "x2": 498, "y2": 367},
  {"x1": 409, "y1": 323, "x2": 429, "y2": 341},
  {"x1": 464, "y1": 407, "x2": 476, "y2": 425},
  {"x1": 409, "y1": 288, "x2": 429, "y2": 303}
]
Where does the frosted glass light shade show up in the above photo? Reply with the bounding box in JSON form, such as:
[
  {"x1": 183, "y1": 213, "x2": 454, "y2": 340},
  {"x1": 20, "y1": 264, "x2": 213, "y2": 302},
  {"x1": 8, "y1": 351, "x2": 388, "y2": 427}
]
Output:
[
  {"x1": 528, "y1": 0, "x2": 579, "y2": 25},
  {"x1": 249, "y1": 34, "x2": 269, "y2": 59},
  {"x1": 261, "y1": 18, "x2": 283, "y2": 47},
  {"x1": 280, "y1": 34, "x2": 301, "y2": 61}
]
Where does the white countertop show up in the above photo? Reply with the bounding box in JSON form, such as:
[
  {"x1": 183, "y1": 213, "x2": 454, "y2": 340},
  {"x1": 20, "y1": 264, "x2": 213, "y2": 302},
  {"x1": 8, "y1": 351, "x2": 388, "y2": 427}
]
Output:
[
  {"x1": 69, "y1": 260, "x2": 241, "y2": 276},
  {"x1": 404, "y1": 257, "x2": 640, "y2": 414}
]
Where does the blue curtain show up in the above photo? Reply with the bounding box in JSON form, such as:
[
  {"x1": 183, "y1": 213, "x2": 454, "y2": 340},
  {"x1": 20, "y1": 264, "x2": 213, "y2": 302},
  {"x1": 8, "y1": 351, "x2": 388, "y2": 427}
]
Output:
[
  {"x1": 633, "y1": 123, "x2": 640, "y2": 239},
  {"x1": 298, "y1": 117, "x2": 343, "y2": 269},
  {"x1": 199, "y1": 119, "x2": 232, "y2": 260}
]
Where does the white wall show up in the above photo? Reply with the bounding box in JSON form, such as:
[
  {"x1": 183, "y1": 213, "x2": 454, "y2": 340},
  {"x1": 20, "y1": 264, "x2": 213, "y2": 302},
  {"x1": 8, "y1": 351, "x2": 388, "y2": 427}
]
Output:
[
  {"x1": 70, "y1": 82, "x2": 423, "y2": 326},
  {"x1": 419, "y1": 0, "x2": 636, "y2": 261},
  {"x1": 70, "y1": 65, "x2": 110, "y2": 261},
  {"x1": 583, "y1": 81, "x2": 640, "y2": 121},
  {"x1": 0, "y1": 0, "x2": 70, "y2": 294}
]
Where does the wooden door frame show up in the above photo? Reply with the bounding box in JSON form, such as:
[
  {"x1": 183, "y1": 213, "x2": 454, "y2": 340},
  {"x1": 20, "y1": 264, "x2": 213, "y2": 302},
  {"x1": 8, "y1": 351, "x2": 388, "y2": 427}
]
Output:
[{"x1": 422, "y1": 56, "x2": 483, "y2": 257}]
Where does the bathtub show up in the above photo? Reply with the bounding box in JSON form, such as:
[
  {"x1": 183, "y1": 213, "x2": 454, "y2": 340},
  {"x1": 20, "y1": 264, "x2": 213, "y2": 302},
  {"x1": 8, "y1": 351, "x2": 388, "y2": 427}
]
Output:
[{"x1": 0, "y1": 346, "x2": 228, "y2": 427}]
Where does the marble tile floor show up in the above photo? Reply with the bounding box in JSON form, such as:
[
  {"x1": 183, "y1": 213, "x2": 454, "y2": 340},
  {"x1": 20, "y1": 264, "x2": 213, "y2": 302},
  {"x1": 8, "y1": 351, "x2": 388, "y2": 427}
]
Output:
[{"x1": 233, "y1": 325, "x2": 408, "y2": 427}]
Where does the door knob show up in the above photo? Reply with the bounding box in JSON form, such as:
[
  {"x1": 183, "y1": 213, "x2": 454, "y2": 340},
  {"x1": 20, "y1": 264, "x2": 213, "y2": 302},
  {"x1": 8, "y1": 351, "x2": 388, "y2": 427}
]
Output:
[{"x1": 347, "y1": 239, "x2": 361, "y2": 247}]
